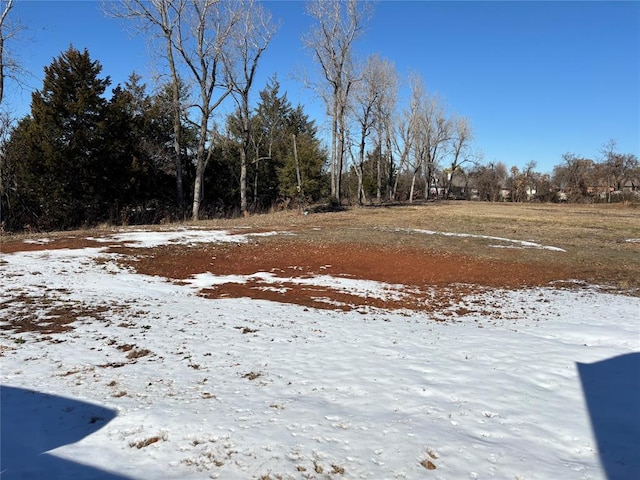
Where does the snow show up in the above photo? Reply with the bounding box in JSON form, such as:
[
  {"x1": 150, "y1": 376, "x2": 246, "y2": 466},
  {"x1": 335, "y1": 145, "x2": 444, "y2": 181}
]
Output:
[
  {"x1": 88, "y1": 228, "x2": 286, "y2": 249},
  {"x1": 404, "y1": 228, "x2": 567, "y2": 252},
  {"x1": 1, "y1": 229, "x2": 639, "y2": 480},
  {"x1": 186, "y1": 271, "x2": 411, "y2": 302}
]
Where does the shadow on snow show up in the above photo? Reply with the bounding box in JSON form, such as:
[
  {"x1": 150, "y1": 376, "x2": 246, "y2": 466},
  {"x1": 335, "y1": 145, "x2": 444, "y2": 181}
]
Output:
[
  {"x1": 1, "y1": 385, "x2": 133, "y2": 479},
  {"x1": 577, "y1": 352, "x2": 640, "y2": 480}
]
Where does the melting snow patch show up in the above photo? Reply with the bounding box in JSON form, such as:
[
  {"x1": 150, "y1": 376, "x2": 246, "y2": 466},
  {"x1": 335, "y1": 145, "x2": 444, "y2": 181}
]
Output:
[
  {"x1": 22, "y1": 238, "x2": 53, "y2": 245},
  {"x1": 91, "y1": 229, "x2": 249, "y2": 248},
  {"x1": 2, "y1": 229, "x2": 638, "y2": 480},
  {"x1": 88, "y1": 228, "x2": 290, "y2": 248},
  {"x1": 186, "y1": 271, "x2": 409, "y2": 302},
  {"x1": 406, "y1": 228, "x2": 566, "y2": 251}
]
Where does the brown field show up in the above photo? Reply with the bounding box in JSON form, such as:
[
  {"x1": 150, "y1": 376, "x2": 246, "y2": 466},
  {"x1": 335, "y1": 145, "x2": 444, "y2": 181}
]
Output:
[{"x1": 3, "y1": 202, "x2": 639, "y2": 305}]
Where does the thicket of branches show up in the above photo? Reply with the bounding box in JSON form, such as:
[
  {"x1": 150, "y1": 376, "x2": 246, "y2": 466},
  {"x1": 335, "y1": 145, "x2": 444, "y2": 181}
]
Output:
[{"x1": 0, "y1": 0, "x2": 637, "y2": 232}]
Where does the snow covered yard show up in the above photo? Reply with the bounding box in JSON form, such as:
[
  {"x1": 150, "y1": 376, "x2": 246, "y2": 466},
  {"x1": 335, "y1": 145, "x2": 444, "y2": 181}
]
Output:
[{"x1": 1, "y1": 227, "x2": 638, "y2": 479}]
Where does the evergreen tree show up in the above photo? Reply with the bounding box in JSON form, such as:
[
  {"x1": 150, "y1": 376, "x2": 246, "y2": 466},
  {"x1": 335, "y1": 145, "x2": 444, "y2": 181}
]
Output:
[
  {"x1": 277, "y1": 104, "x2": 327, "y2": 202},
  {"x1": 25, "y1": 46, "x2": 113, "y2": 228},
  {"x1": 1, "y1": 116, "x2": 37, "y2": 229},
  {"x1": 1, "y1": 48, "x2": 181, "y2": 229},
  {"x1": 224, "y1": 78, "x2": 327, "y2": 211},
  {"x1": 148, "y1": 78, "x2": 196, "y2": 215},
  {"x1": 107, "y1": 74, "x2": 179, "y2": 222}
]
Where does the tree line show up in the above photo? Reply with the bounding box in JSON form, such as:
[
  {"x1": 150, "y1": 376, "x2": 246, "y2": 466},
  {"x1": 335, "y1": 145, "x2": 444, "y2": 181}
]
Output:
[
  {"x1": 0, "y1": 46, "x2": 326, "y2": 230},
  {"x1": 1, "y1": 0, "x2": 638, "y2": 232}
]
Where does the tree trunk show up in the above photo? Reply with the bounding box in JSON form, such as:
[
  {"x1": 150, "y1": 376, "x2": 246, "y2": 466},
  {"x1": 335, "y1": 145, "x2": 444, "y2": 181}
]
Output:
[
  {"x1": 293, "y1": 134, "x2": 302, "y2": 192},
  {"x1": 0, "y1": 36, "x2": 4, "y2": 106},
  {"x1": 358, "y1": 130, "x2": 367, "y2": 205},
  {"x1": 191, "y1": 103, "x2": 210, "y2": 221},
  {"x1": 192, "y1": 162, "x2": 204, "y2": 220},
  {"x1": 409, "y1": 171, "x2": 417, "y2": 203},
  {"x1": 240, "y1": 145, "x2": 248, "y2": 216},
  {"x1": 330, "y1": 97, "x2": 339, "y2": 200},
  {"x1": 253, "y1": 156, "x2": 259, "y2": 210},
  {"x1": 168, "y1": 45, "x2": 184, "y2": 214},
  {"x1": 335, "y1": 111, "x2": 347, "y2": 202},
  {"x1": 159, "y1": 4, "x2": 184, "y2": 215}
]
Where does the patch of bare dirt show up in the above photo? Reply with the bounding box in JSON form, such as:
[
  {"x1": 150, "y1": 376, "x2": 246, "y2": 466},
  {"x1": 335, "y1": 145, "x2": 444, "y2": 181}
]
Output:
[
  {"x1": 1, "y1": 227, "x2": 577, "y2": 320},
  {"x1": 113, "y1": 239, "x2": 572, "y2": 313},
  {"x1": 0, "y1": 294, "x2": 110, "y2": 335},
  {"x1": 0, "y1": 235, "x2": 103, "y2": 253}
]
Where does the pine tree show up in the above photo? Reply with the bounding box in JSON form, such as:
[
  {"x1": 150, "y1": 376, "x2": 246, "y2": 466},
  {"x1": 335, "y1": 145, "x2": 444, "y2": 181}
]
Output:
[
  {"x1": 26, "y1": 46, "x2": 112, "y2": 227},
  {"x1": 278, "y1": 104, "x2": 327, "y2": 202},
  {"x1": 225, "y1": 78, "x2": 328, "y2": 211}
]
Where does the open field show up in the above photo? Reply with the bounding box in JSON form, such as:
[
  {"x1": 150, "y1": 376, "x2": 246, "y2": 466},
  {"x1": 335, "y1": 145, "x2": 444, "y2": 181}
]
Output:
[
  {"x1": 1, "y1": 202, "x2": 639, "y2": 479},
  {"x1": 5, "y1": 201, "x2": 638, "y2": 294},
  {"x1": 198, "y1": 202, "x2": 640, "y2": 292}
]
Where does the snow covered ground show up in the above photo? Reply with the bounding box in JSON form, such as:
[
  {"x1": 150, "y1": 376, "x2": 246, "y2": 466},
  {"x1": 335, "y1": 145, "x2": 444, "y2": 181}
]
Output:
[{"x1": 1, "y1": 229, "x2": 638, "y2": 479}]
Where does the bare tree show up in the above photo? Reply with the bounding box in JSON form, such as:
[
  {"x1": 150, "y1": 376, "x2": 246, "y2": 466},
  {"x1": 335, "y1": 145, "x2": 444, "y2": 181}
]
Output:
[
  {"x1": 508, "y1": 160, "x2": 537, "y2": 202},
  {"x1": 601, "y1": 139, "x2": 639, "y2": 201},
  {"x1": 471, "y1": 162, "x2": 507, "y2": 202},
  {"x1": 0, "y1": 0, "x2": 25, "y2": 106},
  {"x1": 106, "y1": 0, "x2": 188, "y2": 213},
  {"x1": 390, "y1": 111, "x2": 414, "y2": 200},
  {"x1": 107, "y1": 0, "x2": 243, "y2": 220},
  {"x1": 553, "y1": 153, "x2": 595, "y2": 202},
  {"x1": 304, "y1": 0, "x2": 373, "y2": 202},
  {"x1": 0, "y1": 0, "x2": 21, "y2": 229},
  {"x1": 369, "y1": 56, "x2": 398, "y2": 202},
  {"x1": 405, "y1": 75, "x2": 426, "y2": 202},
  {"x1": 349, "y1": 54, "x2": 381, "y2": 204},
  {"x1": 173, "y1": 0, "x2": 241, "y2": 220},
  {"x1": 406, "y1": 73, "x2": 451, "y2": 202},
  {"x1": 443, "y1": 115, "x2": 473, "y2": 199},
  {"x1": 422, "y1": 94, "x2": 451, "y2": 200},
  {"x1": 229, "y1": 0, "x2": 277, "y2": 216},
  {"x1": 0, "y1": 0, "x2": 14, "y2": 106}
]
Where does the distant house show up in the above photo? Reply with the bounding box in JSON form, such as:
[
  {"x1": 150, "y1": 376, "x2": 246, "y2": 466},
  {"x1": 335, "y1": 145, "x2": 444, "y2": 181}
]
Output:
[{"x1": 621, "y1": 179, "x2": 639, "y2": 194}]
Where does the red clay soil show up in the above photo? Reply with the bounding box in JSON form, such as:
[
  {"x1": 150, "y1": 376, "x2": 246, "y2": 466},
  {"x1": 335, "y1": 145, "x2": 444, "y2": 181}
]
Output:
[
  {"x1": 1, "y1": 233, "x2": 572, "y2": 314},
  {"x1": 113, "y1": 239, "x2": 570, "y2": 312}
]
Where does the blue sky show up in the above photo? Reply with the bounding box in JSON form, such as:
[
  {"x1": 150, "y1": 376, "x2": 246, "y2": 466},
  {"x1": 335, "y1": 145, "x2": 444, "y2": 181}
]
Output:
[{"x1": 5, "y1": 0, "x2": 639, "y2": 173}]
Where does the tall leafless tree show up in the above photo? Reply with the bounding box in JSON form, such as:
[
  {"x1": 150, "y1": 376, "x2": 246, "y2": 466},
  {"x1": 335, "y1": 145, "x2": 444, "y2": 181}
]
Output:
[
  {"x1": 368, "y1": 55, "x2": 397, "y2": 202},
  {"x1": 229, "y1": 0, "x2": 276, "y2": 216},
  {"x1": 173, "y1": 0, "x2": 240, "y2": 220},
  {"x1": 107, "y1": 0, "x2": 244, "y2": 220},
  {"x1": 348, "y1": 54, "x2": 398, "y2": 204},
  {"x1": 0, "y1": 0, "x2": 14, "y2": 106},
  {"x1": 405, "y1": 73, "x2": 451, "y2": 202},
  {"x1": 404, "y1": 74, "x2": 425, "y2": 203},
  {"x1": 0, "y1": 0, "x2": 22, "y2": 228},
  {"x1": 443, "y1": 115, "x2": 473, "y2": 199},
  {"x1": 304, "y1": 0, "x2": 373, "y2": 202},
  {"x1": 390, "y1": 112, "x2": 414, "y2": 201},
  {"x1": 349, "y1": 55, "x2": 377, "y2": 204},
  {"x1": 421, "y1": 94, "x2": 451, "y2": 200},
  {"x1": 106, "y1": 0, "x2": 188, "y2": 212},
  {"x1": 378, "y1": 82, "x2": 398, "y2": 202},
  {"x1": 600, "y1": 139, "x2": 639, "y2": 201}
]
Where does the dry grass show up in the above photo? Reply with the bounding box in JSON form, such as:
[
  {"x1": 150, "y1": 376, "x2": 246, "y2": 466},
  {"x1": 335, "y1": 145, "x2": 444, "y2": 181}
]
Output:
[
  {"x1": 200, "y1": 202, "x2": 640, "y2": 292},
  {"x1": 3, "y1": 202, "x2": 638, "y2": 292}
]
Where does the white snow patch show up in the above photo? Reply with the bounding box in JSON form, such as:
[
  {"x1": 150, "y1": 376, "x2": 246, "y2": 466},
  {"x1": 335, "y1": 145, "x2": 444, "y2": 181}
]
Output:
[
  {"x1": 89, "y1": 228, "x2": 291, "y2": 249},
  {"x1": 22, "y1": 237, "x2": 53, "y2": 245},
  {"x1": 1, "y1": 230, "x2": 637, "y2": 480},
  {"x1": 187, "y1": 271, "x2": 410, "y2": 303},
  {"x1": 406, "y1": 228, "x2": 566, "y2": 251}
]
